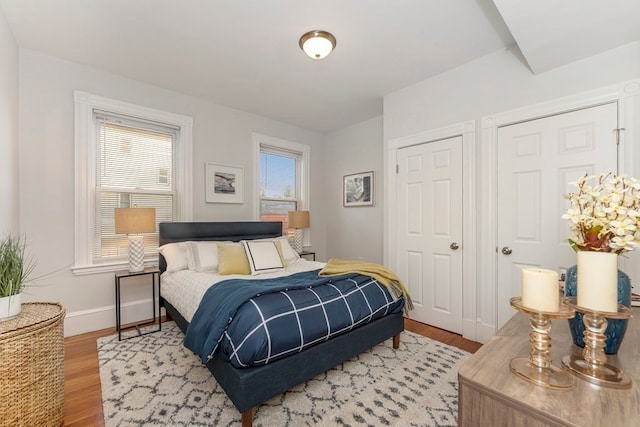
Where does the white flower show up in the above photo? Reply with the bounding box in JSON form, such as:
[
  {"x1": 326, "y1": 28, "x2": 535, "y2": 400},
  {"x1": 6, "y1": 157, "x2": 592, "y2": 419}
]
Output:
[
  {"x1": 562, "y1": 209, "x2": 581, "y2": 224},
  {"x1": 564, "y1": 173, "x2": 640, "y2": 254},
  {"x1": 611, "y1": 218, "x2": 636, "y2": 236},
  {"x1": 611, "y1": 235, "x2": 640, "y2": 251},
  {"x1": 615, "y1": 206, "x2": 628, "y2": 216}
]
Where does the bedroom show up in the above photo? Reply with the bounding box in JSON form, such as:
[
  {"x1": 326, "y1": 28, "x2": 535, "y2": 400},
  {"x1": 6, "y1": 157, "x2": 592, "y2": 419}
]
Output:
[{"x1": 0, "y1": 1, "x2": 639, "y2": 426}]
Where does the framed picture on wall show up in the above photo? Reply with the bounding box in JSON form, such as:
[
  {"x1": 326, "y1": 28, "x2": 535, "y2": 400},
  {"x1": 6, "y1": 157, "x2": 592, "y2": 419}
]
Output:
[
  {"x1": 343, "y1": 171, "x2": 374, "y2": 207},
  {"x1": 205, "y1": 162, "x2": 244, "y2": 203}
]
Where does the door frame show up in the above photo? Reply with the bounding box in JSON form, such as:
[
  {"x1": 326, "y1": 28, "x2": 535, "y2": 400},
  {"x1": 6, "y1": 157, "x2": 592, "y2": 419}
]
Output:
[
  {"x1": 479, "y1": 79, "x2": 640, "y2": 342},
  {"x1": 384, "y1": 120, "x2": 477, "y2": 340}
]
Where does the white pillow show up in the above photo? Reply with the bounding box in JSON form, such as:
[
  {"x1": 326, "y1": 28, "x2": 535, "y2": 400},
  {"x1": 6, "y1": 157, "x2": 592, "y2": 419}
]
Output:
[
  {"x1": 186, "y1": 241, "x2": 220, "y2": 272},
  {"x1": 275, "y1": 237, "x2": 300, "y2": 263},
  {"x1": 255, "y1": 236, "x2": 300, "y2": 264},
  {"x1": 158, "y1": 242, "x2": 188, "y2": 273},
  {"x1": 242, "y1": 240, "x2": 285, "y2": 275}
]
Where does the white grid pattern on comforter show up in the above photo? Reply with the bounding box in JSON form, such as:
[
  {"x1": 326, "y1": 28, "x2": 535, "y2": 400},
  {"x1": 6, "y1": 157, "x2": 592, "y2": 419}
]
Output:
[{"x1": 222, "y1": 276, "x2": 395, "y2": 366}]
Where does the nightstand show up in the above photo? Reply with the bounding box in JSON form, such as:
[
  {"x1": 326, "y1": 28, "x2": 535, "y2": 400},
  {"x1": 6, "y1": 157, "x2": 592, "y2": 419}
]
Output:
[
  {"x1": 299, "y1": 251, "x2": 316, "y2": 261},
  {"x1": 114, "y1": 267, "x2": 161, "y2": 341}
]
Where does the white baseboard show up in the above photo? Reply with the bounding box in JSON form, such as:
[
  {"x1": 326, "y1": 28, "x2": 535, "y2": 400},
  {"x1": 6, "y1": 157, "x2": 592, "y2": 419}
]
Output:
[
  {"x1": 462, "y1": 318, "x2": 477, "y2": 342},
  {"x1": 462, "y1": 318, "x2": 496, "y2": 345},
  {"x1": 64, "y1": 298, "x2": 163, "y2": 337},
  {"x1": 475, "y1": 322, "x2": 497, "y2": 344}
]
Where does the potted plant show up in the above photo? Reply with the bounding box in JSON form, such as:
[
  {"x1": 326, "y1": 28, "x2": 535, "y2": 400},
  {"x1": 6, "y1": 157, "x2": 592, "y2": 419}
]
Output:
[{"x1": 0, "y1": 234, "x2": 35, "y2": 321}]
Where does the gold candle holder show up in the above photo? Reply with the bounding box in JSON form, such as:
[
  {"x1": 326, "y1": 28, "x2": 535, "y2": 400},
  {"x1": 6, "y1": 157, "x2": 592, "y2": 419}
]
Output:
[
  {"x1": 510, "y1": 297, "x2": 576, "y2": 390},
  {"x1": 562, "y1": 297, "x2": 633, "y2": 389}
]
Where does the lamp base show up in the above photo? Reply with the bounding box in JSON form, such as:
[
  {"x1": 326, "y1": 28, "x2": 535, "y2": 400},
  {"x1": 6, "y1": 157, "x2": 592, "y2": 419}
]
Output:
[
  {"x1": 290, "y1": 229, "x2": 304, "y2": 254},
  {"x1": 128, "y1": 235, "x2": 145, "y2": 272}
]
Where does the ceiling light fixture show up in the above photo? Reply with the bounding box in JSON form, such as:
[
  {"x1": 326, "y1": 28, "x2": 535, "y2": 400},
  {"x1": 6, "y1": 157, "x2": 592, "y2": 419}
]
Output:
[{"x1": 299, "y1": 30, "x2": 337, "y2": 60}]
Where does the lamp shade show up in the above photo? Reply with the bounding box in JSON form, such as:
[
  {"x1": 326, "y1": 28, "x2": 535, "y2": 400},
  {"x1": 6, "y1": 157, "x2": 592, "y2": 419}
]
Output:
[
  {"x1": 114, "y1": 208, "x2": 156, "y2": 234},
  {"x1": 288, "y1": 210, "x2": 310, "y2": 229},
  {"x1": 299, "y1": 30, "x2": 336, "y2": 59}
]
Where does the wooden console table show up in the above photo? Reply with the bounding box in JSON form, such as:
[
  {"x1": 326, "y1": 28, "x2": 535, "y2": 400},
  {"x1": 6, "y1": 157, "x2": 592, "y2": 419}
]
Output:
[{"x1": 458, "y1": 308, "x2": 639, "y2": 426}]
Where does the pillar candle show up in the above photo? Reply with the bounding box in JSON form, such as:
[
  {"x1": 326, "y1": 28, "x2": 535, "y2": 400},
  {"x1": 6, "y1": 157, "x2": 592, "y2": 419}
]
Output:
[
  {"x1": 521, "y1": 268, "x2": 560, "y2": 312},
  {"x1": 577, "y1": 251, "x2": 618, "y2": 312}
]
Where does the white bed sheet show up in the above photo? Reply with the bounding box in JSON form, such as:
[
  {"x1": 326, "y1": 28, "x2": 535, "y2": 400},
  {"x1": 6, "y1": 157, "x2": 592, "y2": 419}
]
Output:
[{"x1": 161, "y1": 258, "x2": 326, "y2": 322}]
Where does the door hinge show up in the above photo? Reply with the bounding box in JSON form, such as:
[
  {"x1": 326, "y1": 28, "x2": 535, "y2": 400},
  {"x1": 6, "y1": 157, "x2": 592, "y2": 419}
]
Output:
[
  {"x1": 614, "y1": 128, "x2": 625, "y2": 146},
  {"x1": 396, "y1": 164, "x2": 399, "y2": 174}
]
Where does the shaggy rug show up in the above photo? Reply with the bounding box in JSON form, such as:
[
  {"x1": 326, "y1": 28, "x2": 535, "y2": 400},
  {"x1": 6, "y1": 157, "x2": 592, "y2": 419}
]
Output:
[{"x1": 98, "y1": 322, "x2": 469, "y2": 426}]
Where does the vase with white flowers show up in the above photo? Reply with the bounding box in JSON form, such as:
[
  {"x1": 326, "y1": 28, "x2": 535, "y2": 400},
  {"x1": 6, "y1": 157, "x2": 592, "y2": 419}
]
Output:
[{"x1": 562, "y1": 172, "x2": 639, "y2": 354}]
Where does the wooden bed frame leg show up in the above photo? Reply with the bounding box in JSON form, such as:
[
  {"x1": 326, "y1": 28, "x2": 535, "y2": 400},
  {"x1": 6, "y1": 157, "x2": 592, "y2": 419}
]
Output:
[
  {"x1": 241, "y1": 409, "x2": 253, "y2": 427},
  {"x1": 393, "y1": 333, "x2": 400, "y2": 349}
]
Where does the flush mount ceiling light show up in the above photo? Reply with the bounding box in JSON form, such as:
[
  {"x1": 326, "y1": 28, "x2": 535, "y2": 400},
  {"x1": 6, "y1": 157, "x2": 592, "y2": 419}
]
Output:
[{"x1": 299, "y1": 30, "x2": 337, "y2": 60}]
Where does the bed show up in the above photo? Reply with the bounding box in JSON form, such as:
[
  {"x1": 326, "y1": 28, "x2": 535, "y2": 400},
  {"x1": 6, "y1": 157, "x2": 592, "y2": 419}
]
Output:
[{"x1": 158, "y1": 221, "x2": 405, "y2": 427}]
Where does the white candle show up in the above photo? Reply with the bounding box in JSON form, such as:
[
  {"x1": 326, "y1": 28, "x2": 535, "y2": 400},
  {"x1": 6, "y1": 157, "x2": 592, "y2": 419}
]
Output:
[
  {"x1": 577, "y1": 251, "x2": 618, "y2": 312},
  {"x1": 521, "y1": 268, "x2": 560, "y2": 312}
]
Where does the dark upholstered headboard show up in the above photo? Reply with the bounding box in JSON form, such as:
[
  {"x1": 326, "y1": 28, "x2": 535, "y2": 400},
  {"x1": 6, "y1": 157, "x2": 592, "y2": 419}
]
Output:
[{"x1": 158, "y1": 221, "x2": 282, "y2": 273}]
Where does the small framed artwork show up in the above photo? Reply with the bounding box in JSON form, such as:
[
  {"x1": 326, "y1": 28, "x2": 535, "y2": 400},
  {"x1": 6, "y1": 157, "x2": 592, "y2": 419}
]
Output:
[
  {"x1": 205, "y1": 162, "x2": 244, "y2": 203},
  {"x1": 343, "y1": 171, "x2": 374, "y2": 207}
]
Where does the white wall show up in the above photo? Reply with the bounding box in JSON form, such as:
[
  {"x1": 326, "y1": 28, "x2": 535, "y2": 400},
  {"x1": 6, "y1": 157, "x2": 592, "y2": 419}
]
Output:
[
  {"x1": 384, "y1": 41, "x2": 640, "y2": 341},
  {"x1": 18, "y1": 49, "x2": 326, "y2": 336},
  {"x1": 384, "y1": 42, "x2": 640, "y2": 140},
  {"x1": 323, "y1": 116, "x2": 383, "y2": 263},
  {"x1": 0, "y1": 12, "x2": 19, "y2": 234}
]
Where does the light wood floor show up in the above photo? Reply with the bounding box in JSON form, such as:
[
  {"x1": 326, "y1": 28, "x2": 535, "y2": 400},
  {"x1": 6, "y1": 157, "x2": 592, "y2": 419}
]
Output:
[{"x1": 63, "y1": 318, "x2": 482, "y2": 426}]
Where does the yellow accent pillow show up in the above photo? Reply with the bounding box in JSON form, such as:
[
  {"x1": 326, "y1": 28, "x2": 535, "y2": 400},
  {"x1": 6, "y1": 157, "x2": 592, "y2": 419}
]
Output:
[
  {"x1": 217, "y1": 243, "x2": 251, "y2": 275},
  {"x1": 274, "y1": 240, "x2": 286, "y2": 265}
]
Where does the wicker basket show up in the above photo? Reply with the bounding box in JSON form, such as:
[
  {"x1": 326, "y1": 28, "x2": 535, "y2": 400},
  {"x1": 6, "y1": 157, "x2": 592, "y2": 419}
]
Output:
[{"x1": 0, "y1": 303, "x2": 65, "y2": 427}]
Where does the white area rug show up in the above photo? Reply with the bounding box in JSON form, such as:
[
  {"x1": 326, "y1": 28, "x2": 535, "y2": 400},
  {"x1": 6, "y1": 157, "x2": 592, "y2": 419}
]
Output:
[{"x1": 98, "y1": 322, "x2": 469, "y2": 426}]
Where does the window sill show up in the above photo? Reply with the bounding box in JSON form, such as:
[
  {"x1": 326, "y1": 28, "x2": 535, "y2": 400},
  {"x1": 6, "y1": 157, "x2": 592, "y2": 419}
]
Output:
[{"x1": 71, "y1": 259, "x2": 159, "y2": 276}]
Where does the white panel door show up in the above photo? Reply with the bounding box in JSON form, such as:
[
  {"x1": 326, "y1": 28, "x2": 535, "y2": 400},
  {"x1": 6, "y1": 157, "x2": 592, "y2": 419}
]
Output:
[
  {"x1": 397, "y1": 136, "x2": 463, "y2": 333},
  {"x1": 496, "y1": 102, "x2": 618, "y2": 329}
]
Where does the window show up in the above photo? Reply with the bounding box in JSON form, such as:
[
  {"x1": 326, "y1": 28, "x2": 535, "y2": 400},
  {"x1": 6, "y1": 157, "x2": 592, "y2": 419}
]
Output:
[
  {"x1": 73, "y1": 92, "x2": 193, "y2": 275},
  {"x1": 253, "y1": 133, "x2": 310, "y2": 235},
  {"x1": 260, "y1": 147, "x2": 299, "y2": 230},
  {"x1": 158, "y1": 168, "x2": 169, "y2": 184},
  {"x1": 94, "y1": 113, "x2": 174, "y2": 261}
]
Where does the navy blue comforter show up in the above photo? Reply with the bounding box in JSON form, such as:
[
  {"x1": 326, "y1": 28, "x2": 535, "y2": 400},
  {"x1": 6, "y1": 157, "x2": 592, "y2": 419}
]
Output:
[{"x1": 184, "y1": 269, "x2": 404, "y2": 367}]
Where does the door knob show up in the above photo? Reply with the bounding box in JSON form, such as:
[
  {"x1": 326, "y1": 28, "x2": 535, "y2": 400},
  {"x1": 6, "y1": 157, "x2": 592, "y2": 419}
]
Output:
[
  {"x1": 501, "y1": 246, "x2": 513, "y2": 255},
  {"x1": 450, "y1": 242, "x2": 460, "y2": 250}
]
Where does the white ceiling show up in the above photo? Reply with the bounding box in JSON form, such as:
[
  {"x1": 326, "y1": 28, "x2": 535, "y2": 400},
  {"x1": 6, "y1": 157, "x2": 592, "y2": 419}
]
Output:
[
  {"x1": 492, "y1": 0, "x2": 640, "y2": 74},
  {"x1": 1, "y1": 0, "x2": 638, "y2": 133}
]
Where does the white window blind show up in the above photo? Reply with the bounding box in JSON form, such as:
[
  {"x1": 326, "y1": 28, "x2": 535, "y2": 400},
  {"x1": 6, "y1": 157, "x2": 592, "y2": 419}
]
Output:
[{"x1": 94, "y1": 112, "x2": 176, "y2": 263}]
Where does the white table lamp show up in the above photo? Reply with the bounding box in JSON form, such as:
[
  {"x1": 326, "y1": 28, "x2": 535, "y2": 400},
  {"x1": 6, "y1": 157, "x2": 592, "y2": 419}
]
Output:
[
  {"x1": 115, "y1": 207, "x2": 156, "y2": 272},
  {"x1": 288, "y1": 210, "x2": 310, "y2": 254}
]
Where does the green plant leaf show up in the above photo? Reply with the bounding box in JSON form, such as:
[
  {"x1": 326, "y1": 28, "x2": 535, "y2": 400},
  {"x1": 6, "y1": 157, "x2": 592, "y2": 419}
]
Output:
[
  {"x1": 0, "y1": 234, "x2": 36, "y2": 297},
  {"x1": 567, "y1": 238, "x2": 580, "y2": 253}
]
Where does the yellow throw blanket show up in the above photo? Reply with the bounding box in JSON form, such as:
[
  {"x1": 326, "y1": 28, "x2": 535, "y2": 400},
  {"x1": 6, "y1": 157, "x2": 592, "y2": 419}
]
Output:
[{"x1": 319, "y1": 258, "x2": 414, "y2": 314}]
